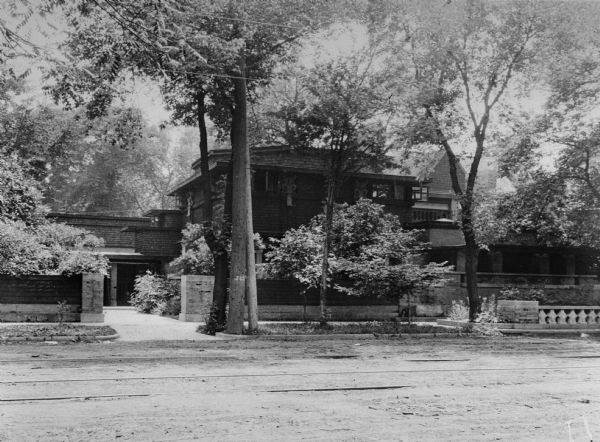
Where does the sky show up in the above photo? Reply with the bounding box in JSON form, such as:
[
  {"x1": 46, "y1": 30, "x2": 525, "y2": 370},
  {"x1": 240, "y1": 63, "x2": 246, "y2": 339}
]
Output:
[
  {"x1": 3, "y1": 1, "x2": 581, "y2": 181},
  {"x1": 7, "y1": 13, "x2": 369, "y2": 127}
]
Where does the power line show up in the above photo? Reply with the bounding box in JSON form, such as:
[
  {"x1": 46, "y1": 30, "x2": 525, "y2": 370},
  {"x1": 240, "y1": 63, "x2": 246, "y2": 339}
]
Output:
[
  {"x1": 140, "y1": 0, "x2": 315, "y2": 31},
  {"x1": 178, "y1": 12, "x2": 311, "y2": 31}
]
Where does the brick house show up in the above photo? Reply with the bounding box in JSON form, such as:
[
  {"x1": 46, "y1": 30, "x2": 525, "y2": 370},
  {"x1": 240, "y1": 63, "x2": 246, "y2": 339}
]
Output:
[
  {"x1": 48, "y1": 211, "x2": 182, "y2": 306},
  {"x1": 168, "y1": 145, "x2": 419, "y2": 238},
  {"x1": 51, "y1": 144, "x2": 598, "y2": 313}
]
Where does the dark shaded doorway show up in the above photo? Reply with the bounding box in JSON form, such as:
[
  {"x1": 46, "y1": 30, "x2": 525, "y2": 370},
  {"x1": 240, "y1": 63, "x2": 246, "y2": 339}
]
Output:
[{"x1": 115, "y1": 263, "x2": 158, "y2": 306}]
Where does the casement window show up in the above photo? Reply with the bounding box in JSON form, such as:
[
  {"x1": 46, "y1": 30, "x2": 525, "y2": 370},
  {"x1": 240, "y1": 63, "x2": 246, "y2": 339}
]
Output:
[
  {"x1": 371, "y1": 183, "x2": 393, "y2": 199},
  {"x1": 412, "y1": 186, "x2": 429, "y2": 201},
  {"x1": 253, "y1": 170, "x2": 280, "y2": 193}
]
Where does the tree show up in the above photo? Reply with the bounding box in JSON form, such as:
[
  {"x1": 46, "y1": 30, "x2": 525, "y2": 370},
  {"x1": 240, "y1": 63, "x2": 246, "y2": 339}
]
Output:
[
  {"x1": 168, "y1": 223, "x2": 216, "y2": 276},
  {"x1": 0, "y1": 96, "x2": 186, "y2": 216},
  {"x1": 267, "y1": 198, "x2": 450, "y2": 322},
  {"x1": 371, "y1": 0, "x2": 565, "y2": 320},
  {"x1": 0, "y1": 154, "x2": 45, "y2": 225},
  {"x1": 0, "y1": 219, "x2": 108, "y2": 276},
  {"x1": 272, "y1": 53, "x2": 394, "y2": 323},
  {"x1": 49, "y1": 0, "x2": 342, "y2": 333},
  {"x1": 475, "y1": 164, "x2": 600, "y2": 250}
]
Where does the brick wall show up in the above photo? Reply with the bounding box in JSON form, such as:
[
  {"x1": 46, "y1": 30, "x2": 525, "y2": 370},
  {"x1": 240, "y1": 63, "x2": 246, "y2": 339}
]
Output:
[
  {"x1": 257, "y1": 279, "x2": 393, "y2": 306},
  {"x1": 0, "y1": 275, "x2": 82, "y2": 304},
  {"x1": 0, "y1": 275, "x2": 83, "y2": 322},
  {"x1": 49, "y1": 213, "x2": 150, "y2": 248},
  {"x1": 134, "y1": 228, "x2": 182, "y2": 257}
]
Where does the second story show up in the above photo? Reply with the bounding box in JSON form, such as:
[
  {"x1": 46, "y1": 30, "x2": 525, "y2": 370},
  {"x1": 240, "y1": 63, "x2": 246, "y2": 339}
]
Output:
[{"x1": 169, "y1": 145, "x2": 419, "y2": 238}]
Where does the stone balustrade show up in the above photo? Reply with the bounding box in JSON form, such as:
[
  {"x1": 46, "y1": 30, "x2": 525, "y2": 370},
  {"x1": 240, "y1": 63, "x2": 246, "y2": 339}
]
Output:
[{"x1": 538, "y1": 306, "x2": 600, "y2": 325}]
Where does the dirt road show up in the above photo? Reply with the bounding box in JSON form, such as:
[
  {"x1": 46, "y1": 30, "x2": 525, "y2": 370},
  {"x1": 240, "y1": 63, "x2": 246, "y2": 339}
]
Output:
[{"x1": 1, "y1": 336, "x2": 600, "y2": 441}]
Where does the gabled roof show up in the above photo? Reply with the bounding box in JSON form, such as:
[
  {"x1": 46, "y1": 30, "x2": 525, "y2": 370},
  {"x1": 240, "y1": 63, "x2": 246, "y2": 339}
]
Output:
[
  {"x1": 169, "y1": 145, "x2": 417, "y2": 195},
  {"x1": 388, "y1": 148, "x2": 466, "y2": 184}
]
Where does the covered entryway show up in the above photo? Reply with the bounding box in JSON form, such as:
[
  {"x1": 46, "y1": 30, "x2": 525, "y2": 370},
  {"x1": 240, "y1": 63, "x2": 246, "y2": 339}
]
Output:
[{"x1": 106, "y1": 260, "x2": 161, "y2": 306}]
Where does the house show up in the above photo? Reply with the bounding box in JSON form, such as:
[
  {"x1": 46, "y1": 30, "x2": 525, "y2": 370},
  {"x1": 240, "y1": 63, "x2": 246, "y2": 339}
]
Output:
[
  {"x1": 404, "y1": 150, "x2": 466, "y2": 222},
  {"x1": 168, "y1": 145, "x2": 419, "y2": 238},
  {"x1": 51, "y1": 144, "x2": 599, "y2": 315},
  {"x1": 48, "y1": 211, "x2": 182, "y2": 306}
]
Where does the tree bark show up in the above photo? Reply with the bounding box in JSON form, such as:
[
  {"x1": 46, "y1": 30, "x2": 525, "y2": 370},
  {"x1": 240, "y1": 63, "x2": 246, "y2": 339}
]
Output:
[
  {"x1": 319, "y1": 176, "x2": 336, "y2": 325},
  {"x1": 197, "y1": 90, "x2": 212, "y2": 221},
  {"x1": 227, "y1": 56, "x2": 257, "y2": 334},
  {"x1": 212, "y1": 165, "x2": 232, "y2": 327},
  {"x1": 245, "y1": 122, "x2": 258, "y2": 331},
  {"x1": 196, "y1": 90, "x2": 229, "y2": 327},
  {"x1": 457, "y1": 195, "x2": 481, "y2": 321},
  {"x1": 425, "y1": 105, "x2": 481, "y2": 321}
]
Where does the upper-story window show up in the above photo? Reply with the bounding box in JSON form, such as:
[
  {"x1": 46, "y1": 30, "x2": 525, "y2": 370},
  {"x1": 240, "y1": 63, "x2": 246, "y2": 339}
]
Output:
[
  {"x1": 412, "y1": 186, "x2": 429, "y2": 201},
  {"x1": 253, "y1": 170, "x2": 280, "y2": 193},
  {"x1": 371, "y1": 183, "x2": 393, "y2": 199}
]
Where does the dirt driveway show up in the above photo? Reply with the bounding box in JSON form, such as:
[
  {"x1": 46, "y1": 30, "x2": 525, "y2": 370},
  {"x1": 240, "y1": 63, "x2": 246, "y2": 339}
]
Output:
[{"x1": 1, "y1": 336, "x2": 600, "y2": 441}]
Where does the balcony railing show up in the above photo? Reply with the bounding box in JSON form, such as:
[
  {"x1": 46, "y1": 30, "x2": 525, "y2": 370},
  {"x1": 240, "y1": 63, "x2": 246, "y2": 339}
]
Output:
[{"x1": 538, "y1": 306, "x2": 600, "y2": 325}]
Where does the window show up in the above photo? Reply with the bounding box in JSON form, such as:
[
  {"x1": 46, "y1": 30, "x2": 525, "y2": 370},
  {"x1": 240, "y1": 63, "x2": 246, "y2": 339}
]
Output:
[
  {"x1": 393, "y1": 184, "x2": 404, "y2": 200},
  {"x1": 412, "y1": 186, "x2": 429, "y2": 201},
  {"x1": 253, "y1": 171, "x2": 280, "y2": 193},
  {"x1": 371, "y1": 183, "x2": 393, "y2": 199}
]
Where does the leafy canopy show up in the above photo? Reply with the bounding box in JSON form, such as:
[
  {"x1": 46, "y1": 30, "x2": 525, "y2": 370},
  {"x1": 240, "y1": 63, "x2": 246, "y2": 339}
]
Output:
[
  {"x1": 266, "y1": 199, "x2": 451, "y2": 296},
  {"x1": 0, "y1": 219, "x2": 109, "y2": 276}
]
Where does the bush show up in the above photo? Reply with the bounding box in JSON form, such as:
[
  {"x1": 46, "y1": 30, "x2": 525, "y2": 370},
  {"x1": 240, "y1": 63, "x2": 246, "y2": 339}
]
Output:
[
  {"x1": 168, "y1": 224, "x2": 215, "y2": 275},
  {"x1": 496, "y1": 286, "x2": 596, "y2": 306},
  {"x1": 0, "y1": 219, "x2": 108, "y2": 276},
  {"x1": 200, "y1": 304, "x2": 226, "y2": 335},
  {"x1": 129, "y1": 272, "x2": 181, "y2": 315},
  {"x1": 447, "y1": 299, "x2": 469, "y2": 321}
]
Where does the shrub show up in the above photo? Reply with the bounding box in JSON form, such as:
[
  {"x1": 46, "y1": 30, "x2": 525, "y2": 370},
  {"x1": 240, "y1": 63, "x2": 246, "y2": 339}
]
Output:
[
  {"x1": 201, "y1": 304, "x2": 226, "y2": 336},
  {"x1": 447, "y1": 299, "x2": 469, "y2": 321},
  {"x1": 496, "y1": 286, "x2": 595, "y2": 306},
  {"x1": 446, "y1": 296, "x2": 501, "y2": 336},
  {"x1": 130, "y1": 272, "x2": 181, "y2": 315},
  {"x1": 168, "y1": 223, "x2": 215, "y2": 275},
  {"x1": 266, "y1": 199, "x2": 452, "y2": 301},
  {"x1": 0, "y1": 219, "x2": 108, "y2": 276}
]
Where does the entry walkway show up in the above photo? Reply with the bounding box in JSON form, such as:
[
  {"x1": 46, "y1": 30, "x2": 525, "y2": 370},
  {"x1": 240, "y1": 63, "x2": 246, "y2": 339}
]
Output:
[{"x1": 103, "y1": 307, "x2": 228, "y2": 342}]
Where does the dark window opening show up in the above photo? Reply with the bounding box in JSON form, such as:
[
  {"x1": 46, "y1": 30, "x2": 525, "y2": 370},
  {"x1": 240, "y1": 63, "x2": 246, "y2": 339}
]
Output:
[
  {"x1": 477, "y1": 250, "x2": 493, "y2": 273},
  {"x1": 549, "y1": 254, "x2": 567, "y2": 275},
  {"x1": 503, "y1": 252, "x2": 535, "y2": 274},
  {"x1": 428, "y1": 249, "x2": 457, "y2": 269},
  {"x1": 371, "y1": 183, "x2": 393, "y2": 199},
  {"x1": 253, "y1": 171, "x2": 280, "y2": 193}
]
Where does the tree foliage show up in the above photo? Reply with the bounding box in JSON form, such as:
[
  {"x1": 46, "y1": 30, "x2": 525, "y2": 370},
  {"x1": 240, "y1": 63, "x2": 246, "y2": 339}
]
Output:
[
  {"x1": 368, "y1": 0, "x2": 570, "y2": 320},
  {"x1": 267, "y1": 52, "x2": 395, "y2": 323},
  {"x1": 129, "y1": 271, "x2": 181, "y2": 315},
  {"x1": 0, "y1": 219, "x2": 108, "y2": 276},
  {"x1": 169, "y1": 223, "x2": 216, "y2": 276},
  {"x1": 0, "y1": 154, "x2": 46, "y2": 225},
  {"x1": 266, "y1": 199, "x2": 451, "y2": 302}
]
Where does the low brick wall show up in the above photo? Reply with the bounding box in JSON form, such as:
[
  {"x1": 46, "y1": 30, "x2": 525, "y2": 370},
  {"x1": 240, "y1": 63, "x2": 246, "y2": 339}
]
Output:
[
  {"x1": 0, "y1": 275, "x2": 82, "y2": 322},
  {"x1": 178, "y1": 276, "x2": 438, "y2": 322},
  {"x1": 0, "y1": 274, "x2": 104, "y2": 322}
]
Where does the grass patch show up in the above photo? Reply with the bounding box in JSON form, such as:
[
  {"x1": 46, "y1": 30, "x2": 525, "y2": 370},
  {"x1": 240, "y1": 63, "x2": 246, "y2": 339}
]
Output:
[
  {"x1": 243, "y1": 321, "x2": 461, "y2": 335},
  {"x1": 0, "y1": 324, "x2": 117, "y2": 339}
]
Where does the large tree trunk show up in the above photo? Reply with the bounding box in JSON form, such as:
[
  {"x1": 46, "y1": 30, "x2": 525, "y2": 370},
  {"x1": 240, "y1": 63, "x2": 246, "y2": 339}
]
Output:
[
  {"x1": 319, "y1": 176, "x2": 336, "y2": 325},
  {"x1": 212, "y1": 166, "x2": 232, "y2": 327},
  {"x1": 227, "y1": 56, "x2": 257, "y2": 334},
  {"x1": 196, "y1": 90, "x2": 228, "y2": 328},
  {"x1": 245, "y1": 158, "x2": 259, "y2": 331},
  {"x1": 461, "y1": 203, "x2": 480, "y2": 321},
  {"x1": 428, "y1": 104, "x2": 483, "y2": 322}
]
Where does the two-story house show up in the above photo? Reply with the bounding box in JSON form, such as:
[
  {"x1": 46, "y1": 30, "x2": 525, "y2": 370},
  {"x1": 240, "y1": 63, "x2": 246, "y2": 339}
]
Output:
[{"x1": 168, "y1": 145, "x2": 419, "y2": 238}]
